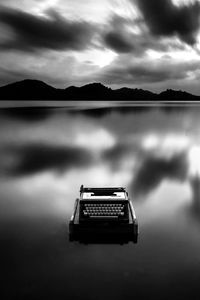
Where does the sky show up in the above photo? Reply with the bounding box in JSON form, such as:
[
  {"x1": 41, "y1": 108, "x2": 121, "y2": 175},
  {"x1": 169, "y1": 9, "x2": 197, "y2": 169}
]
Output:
[{"x1": 1, "y1": 0, "x2": 200, "y2": 93}]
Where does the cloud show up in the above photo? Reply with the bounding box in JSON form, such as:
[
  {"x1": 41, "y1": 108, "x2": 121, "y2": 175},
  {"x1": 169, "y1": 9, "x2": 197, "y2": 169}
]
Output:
[
  {"x1": 0, "y1": 6, "x2": 95, "y2": 52},
  {"x1": 99, "y1": 63, "x2": 177, "y2": 85},
  {"x1": 102, "y1": 16, "x2": 137, "y2": 53},
  {"x1": 0, "y1": 2, "x2": 200, "y2": 92},
  {"x1": 104, "y1": 30, "x2": 136, "y2": 53},
  {"x1": 0, "y1": 51, "x2": 96, "y2": 88},
  {"x1": 134, "y1": 0, "x2": 200, "y2": 45},
  {"x1": 102, "y1": 15, "x2": 171, "y2": 55},
  {"x1": 0, "y1": 143, "x2": 93, "y2": 176},
  {"x1": 98, "y1": 54, "x2": 200, "y2": 86},
  {"x1": 131, "y1": 152, "x2": 188, "y2": 196}
]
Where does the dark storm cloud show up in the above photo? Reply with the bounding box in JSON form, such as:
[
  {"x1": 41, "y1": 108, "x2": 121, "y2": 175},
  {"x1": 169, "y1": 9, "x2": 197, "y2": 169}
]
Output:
[
  {"x1": 103, "y1": 16, "x2": 137, "y2": 53},
  {"x1": 104, "y1": 30, "x2": 136, "y2": 53},
  {"x1": 0, "y1": 6, "x2": 94, "y2": 52},
  {"x1": 131, "y1": 152, "x2": 188, "y2": 196},
  {"x1": 135, "y1": 0, "x2": 200, "y2": 45},
  {"x1": 102, "y1": 15, "x2": 172, "y2": 55},
  {"x1": 0, "y1": 143, "x2": 93, "y2": 176},
  {"x1": 103, "y1": 30, "x2": 170, "y2": 55}
]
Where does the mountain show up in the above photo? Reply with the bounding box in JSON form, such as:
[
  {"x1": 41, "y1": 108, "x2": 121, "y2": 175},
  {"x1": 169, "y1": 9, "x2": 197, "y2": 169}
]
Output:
[
  {"x1": 64, "y1": 83, "x2": 113, "y2": 100},
  {"x1": 0, "y1": 79, "x2": 200, "y2": 100},
  {"x1": 158, "y1": 89, "x2": 199, "y2": 100},
  {"x1": 111, "y1": 87, "x2": 157, "y2": 100},
  {"x1": 0, "y1": 79, "x2": 62, "y2": 100}
]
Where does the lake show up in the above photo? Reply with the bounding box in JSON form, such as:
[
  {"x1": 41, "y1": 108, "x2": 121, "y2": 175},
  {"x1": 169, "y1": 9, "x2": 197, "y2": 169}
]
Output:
[{"x1": 1, "y1": 102, "x2": 200, "y2": 300}]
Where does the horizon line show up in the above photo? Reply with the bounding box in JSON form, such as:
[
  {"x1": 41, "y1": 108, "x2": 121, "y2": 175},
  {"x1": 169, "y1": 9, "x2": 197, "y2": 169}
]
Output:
[{"x1": 0, "y1": 78, "x2": 199, "y2": 97}]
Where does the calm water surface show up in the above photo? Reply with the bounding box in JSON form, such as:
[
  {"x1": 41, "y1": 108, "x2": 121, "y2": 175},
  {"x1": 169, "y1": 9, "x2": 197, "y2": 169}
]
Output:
[{"x1": 1, "y1": 102, "x2": 200, "y2": 300}]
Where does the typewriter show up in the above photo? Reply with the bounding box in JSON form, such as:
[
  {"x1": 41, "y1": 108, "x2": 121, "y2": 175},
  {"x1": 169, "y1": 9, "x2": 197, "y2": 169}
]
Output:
[{"x1": 69, "y1": 185, "x2": 138, "y2": 244}]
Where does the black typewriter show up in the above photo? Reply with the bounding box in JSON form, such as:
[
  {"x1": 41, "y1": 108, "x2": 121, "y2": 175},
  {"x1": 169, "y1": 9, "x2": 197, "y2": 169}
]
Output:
[{"x1": 69, "y1": 185, "x2": 139, "y2": 244}]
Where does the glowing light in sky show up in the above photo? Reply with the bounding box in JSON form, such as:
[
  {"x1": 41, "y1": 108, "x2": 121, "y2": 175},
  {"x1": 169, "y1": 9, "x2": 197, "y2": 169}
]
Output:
[
  {"x1": 147, "y1": 50, "x2": 164, "y2": 59},
  {"x1": 32, "y1": 0, "x2": 59, "y2": 15},
  {"x1": 74, "y1": 49, "x2": 118, "y2": 68},
  {"x1": 112, "y1": 0, "x2": 140, "y2": 19}
]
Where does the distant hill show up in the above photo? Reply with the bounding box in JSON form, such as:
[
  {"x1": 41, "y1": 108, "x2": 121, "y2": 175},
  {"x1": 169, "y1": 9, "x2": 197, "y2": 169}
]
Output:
[
  {"x1": 0, "y1": 79, "x2": 199, "y2": 100},
  {"x1": 0, "y1": 79, "x2": 62, "y2": 100},
  {"x1": 158, "y1": 89, "x2": 199, "y2": 100}
]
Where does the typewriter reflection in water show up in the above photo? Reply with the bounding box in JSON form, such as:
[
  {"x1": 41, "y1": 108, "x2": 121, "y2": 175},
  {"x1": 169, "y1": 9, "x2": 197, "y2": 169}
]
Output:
[{"x1": 69, "y1": 185, "x2": 139, "y2": 244}]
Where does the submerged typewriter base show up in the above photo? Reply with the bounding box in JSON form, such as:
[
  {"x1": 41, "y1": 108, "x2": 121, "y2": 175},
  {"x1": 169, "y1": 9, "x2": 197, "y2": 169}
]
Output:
[{"x1": 69, "y1": 222, "x2": 138, "y2": 244}]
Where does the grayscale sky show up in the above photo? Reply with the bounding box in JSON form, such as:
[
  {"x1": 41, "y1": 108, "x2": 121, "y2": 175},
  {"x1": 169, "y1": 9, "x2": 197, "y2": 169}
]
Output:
[{"x1": 1, "y1": 0, "x2": 200, "y2": 93}]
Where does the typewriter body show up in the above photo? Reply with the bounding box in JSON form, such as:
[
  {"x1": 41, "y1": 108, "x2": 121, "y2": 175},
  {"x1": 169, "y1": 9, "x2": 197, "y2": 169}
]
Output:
[{"x1": 69, "y1": 185, "x2": 138, "y2": 243}]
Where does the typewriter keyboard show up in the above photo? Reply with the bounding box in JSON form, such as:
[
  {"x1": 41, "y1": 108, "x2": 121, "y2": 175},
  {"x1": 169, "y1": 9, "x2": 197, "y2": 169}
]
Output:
[{"x1": 80, "y1": 202, "x2": 128, "y2": 221}]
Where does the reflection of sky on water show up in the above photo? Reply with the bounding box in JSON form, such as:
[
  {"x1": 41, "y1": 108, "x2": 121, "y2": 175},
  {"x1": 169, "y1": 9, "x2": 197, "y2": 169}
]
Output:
[{"x1": 1, "y1": 104, "x2": 200, "y2": 299}]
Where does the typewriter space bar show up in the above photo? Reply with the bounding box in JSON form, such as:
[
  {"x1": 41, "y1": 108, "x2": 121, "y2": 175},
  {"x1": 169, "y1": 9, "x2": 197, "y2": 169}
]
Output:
[{"x1": 90, "y1": 216, "x2": 118, "y2": 219}]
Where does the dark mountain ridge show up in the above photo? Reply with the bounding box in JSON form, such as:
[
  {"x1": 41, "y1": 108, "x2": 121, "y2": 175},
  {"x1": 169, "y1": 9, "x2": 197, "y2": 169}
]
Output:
[{"x1": 0, "y1": 79, "x2": 199, "y2": 100}]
